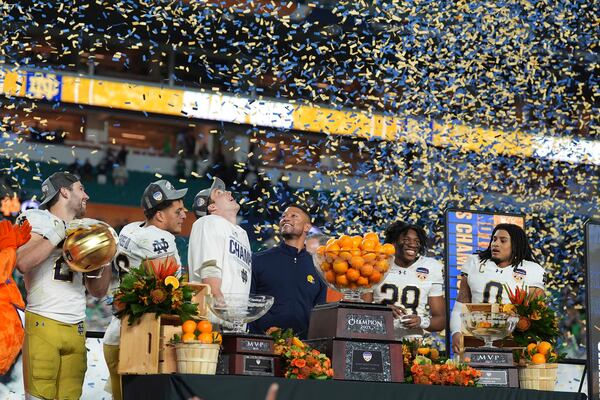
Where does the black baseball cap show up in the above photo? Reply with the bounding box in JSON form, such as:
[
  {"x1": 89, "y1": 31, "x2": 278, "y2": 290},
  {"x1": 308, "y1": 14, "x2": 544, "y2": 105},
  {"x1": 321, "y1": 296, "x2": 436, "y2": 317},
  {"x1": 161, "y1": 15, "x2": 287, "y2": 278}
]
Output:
[
  {"x1": 192, "y1": 177, "x2": 226, "y2": 217},
  {"x1": 141, "y1": 179, "x2": 188, "y2": 211},
  {"x1": 39, "y1": 172, "x2": 80, "y2": 210}
]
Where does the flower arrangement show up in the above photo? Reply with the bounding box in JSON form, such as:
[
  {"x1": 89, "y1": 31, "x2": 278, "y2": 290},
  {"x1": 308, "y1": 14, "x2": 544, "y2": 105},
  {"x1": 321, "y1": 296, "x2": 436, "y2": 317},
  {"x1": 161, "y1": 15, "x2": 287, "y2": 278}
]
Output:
[
  {"x1": 113, "y1": 257, "x2": 199, "y2": 325},
  {"x1": 410, "y1": 356, "x2": 481, "y2": 386},
  {"x1": 502, "y1": 285, "x2": 560, "y2": 348},
  {"x1": 402, "y1": 339, "x2": 480, "y2": 386},
  {"x1": 266, "y1": 327, "x2": 333, "y2": 380}
]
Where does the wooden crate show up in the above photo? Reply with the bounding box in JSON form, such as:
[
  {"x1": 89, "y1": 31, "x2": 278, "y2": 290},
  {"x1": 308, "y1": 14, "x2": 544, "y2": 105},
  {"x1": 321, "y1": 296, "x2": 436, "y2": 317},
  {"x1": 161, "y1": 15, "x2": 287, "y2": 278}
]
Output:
[{"x1": 118, "y1": 283, "x2": 210, "y2": 374}]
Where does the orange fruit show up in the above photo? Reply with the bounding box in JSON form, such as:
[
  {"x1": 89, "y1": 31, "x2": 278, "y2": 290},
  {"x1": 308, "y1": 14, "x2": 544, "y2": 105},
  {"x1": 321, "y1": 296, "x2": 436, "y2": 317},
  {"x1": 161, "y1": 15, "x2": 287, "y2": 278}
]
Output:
[
  {"x1": 211, "y1": 332, "x2": 223, "y2": 344},
  {"x1": 537, "y1": 341, "x2": 552, "y2": 355},
  {"x1": 363, "y1": 252, "x2": 377, "y2": 262},
  {"x1": 369, "y1": 270, "x2": 382, "y2": 284},
  {"x1": 357, "y1": 276, "x2": 369, "y2": 286},
  {"x1": 197, "y1": 320, "x2": 213, "y2": 334},
  {"x1": 317, "y1": 246, "x2": 326, "y2": 256},
  {"x1": 527, "y1": 343, "x2": 537, "y2": 355},
  {"x1": 417, "y1": 347, "x2": 430, "y2": 355},
  {"x1": 324, "y1": 270, "x2": 336, "y2": 283},
  {"x1": 381, "y1": 243, "x2": 396, "y2": 255},
  {"x1": 335, "y1": 274, "x2": 348, "y2": 287},
  {"x1": 363, "y1": 232, "x2": 379, "y2": 242},
  {"x1": 339, "y1": 251, "x2": 353, "y2": 261},
  {"x1": 182, "y1": 332, "x2": 196, "y2": 342},
  {"x1": 182, "y1": 320, "x2": 197, "y2": 334},
  {"x1": 332, "y1": 260, "x2": 349, "y2": 274},
  {"x1": 338, "y1": 235, "x2": 354, "y2": 250},
  {"x1": 320, "y1": 261, "x2": 332, "y2": 271},
  {"x1": 360, "y1": 264, "x2": 374, "y2": 277},
  {"x1": 198, "y1": 332, "x2": 214, "y2": 344},
  {"x1": 360, "y1": 239, "x2": 376, "y2": 251},
  {"x1": 346, "y1": 268, "x2": 360, "y2": 282},
  {"x1": 325, "y1": 242, "x2": 340, "y2": 258},
  {"x1": 531, "y1": 353, "x2": 546, "y2": 364},
  {"x1": 349, "y1": 256, "x2": 365, "y2": 269},
  {"x1": 374, "y1": 260, "x2": 389, "y2": 272},
  {"x1": 351, "y1": 236, "x2": 363, "y2": 248},
  {"x1": 326, "y1": 238, "x2": 336, "y2": 246}
]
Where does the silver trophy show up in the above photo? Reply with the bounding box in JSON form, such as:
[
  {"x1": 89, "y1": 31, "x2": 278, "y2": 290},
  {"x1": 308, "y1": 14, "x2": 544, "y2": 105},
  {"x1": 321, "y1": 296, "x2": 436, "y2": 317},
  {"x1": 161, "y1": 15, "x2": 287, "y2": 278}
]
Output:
[{"x1": 206, "y1": 293, "x2": 274, "y2": 333}]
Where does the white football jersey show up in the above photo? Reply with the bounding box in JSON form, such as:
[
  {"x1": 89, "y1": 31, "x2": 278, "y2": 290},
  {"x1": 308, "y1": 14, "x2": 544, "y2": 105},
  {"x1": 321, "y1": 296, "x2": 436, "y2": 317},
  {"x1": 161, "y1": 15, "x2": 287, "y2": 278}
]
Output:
[
  {"x1": 188, "y1": 215, "x2": 251, "y2": 294},
  {"x1": 462, "y1": 254, "x2": 545, "y2": 304},
  {"x1": 104, "y1": 221, "x2": 182, "y2": 345},
  {"x1": 17, "y1": 209, "x2": 86, "y2": 324},
  {"x1": 373, "y1": 256, "x2": 444, "y2": 318}
]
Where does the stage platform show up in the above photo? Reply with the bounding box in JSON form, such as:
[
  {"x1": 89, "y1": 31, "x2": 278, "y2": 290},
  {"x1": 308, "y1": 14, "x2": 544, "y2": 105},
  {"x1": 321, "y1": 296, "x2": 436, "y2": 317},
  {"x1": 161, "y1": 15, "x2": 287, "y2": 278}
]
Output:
[{"x1": 123, "y1": 374, "x2": 587, "y2": 400}]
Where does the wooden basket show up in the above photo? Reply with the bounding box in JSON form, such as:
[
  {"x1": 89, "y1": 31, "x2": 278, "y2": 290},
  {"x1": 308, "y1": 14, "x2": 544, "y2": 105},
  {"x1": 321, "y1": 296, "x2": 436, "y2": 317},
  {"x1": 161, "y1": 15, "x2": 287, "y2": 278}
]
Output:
[
  {"x1": 175, "y1": 342, "x2": 220, "y2": 374},
  {"x1": 118, "y1": 283, "x2": 210, "y2": 374},
  {"x1": 518, "y1": 363, "x2": 558, "y2": 391}
]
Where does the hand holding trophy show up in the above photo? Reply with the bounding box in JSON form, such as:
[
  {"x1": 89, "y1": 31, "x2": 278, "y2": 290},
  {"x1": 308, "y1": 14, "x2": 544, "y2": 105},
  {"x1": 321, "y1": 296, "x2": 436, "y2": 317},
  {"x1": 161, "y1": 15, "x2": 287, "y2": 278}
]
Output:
[{"x1": 63, "y1": 218, "x2": 118, "y2": 273}]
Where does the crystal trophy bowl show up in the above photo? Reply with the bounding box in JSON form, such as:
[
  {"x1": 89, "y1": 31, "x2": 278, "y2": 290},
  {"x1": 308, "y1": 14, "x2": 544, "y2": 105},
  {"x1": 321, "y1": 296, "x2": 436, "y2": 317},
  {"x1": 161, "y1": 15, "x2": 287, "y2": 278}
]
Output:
[
  {"x1": 206, "y1": 293, "x2": 274, "y2": 333},
  {"x1": 312, "y1": 251, "x2": 394, "y2": 302},
  {"x1": 461, "y1": 311, "x2": 519, "y2": 348}
]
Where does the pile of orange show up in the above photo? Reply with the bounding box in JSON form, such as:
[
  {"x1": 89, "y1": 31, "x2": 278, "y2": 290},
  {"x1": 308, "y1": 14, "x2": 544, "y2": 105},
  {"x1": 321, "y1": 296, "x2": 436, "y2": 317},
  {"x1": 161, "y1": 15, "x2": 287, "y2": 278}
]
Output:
[
  {"x1": 315, "y1": 232, "x2": 395, "y2": 289},
  {"x1": 181, "y1": 319, "x2": 223, "y2": 344},
  {"x1": 526, "y1": 341, "x2": 556, "y2": 364}
]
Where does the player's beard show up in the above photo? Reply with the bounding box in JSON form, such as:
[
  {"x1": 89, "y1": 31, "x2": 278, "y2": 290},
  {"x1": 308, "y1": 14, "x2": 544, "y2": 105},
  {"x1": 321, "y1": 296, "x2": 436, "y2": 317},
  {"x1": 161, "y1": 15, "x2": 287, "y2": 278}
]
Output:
[{"x1": 74, "y1": 201, "x2": 86, "y2": 219}]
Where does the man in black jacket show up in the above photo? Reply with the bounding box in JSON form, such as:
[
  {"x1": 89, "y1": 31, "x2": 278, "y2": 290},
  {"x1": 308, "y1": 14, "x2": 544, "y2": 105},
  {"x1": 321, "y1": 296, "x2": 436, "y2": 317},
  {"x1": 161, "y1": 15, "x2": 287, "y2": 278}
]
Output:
[{"x1": 249, "y1": 204, "x2": 327, "y2": 339}]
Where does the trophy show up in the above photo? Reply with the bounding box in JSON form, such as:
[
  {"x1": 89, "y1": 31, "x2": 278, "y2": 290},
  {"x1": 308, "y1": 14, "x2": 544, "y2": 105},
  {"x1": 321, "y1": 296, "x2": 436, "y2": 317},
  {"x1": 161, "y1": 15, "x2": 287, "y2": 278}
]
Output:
[
  {"x1": 207, "y1": 294, "x2": 280, "y2": 376},
  {"x1": 63, "y1": 219, "x2": 118, "y2": 273},
  {"x1": 307, "y1": 250, "x2": 404, "y2": 382},
  {"x1": 461, "y1": 305, "x2": 520, "y2": 387}
]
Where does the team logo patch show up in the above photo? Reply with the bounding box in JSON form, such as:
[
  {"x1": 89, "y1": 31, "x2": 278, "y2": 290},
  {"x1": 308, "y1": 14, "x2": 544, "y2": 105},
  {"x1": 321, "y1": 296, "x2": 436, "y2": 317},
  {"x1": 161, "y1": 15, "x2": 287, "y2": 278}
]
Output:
[
  {"x1": 362, "y1": 351, "x2": 372, "y2": 362},
  {"x1": 165, "y1": 181, "x2": 174, "y2": 190},
  {"x1": 77, "y1": 322, "x2": 84, "y2": 336},
  {"x1": 241, "y1": 269, "x2": 248, "y2": 284},
  {"x1": 152, "y1": 238, "x2": 169, "y2": 254},
  {"x1": 42, "y1": 184, "x2": 49, "y2": 194},
  {"x1": 513, "y1": 268, "x2": 526, "y2": 283},
  {"x1": 196, "y1": 197, "x2": 205, "y2": 207},
  {"x1": 416, "y1": 267, "x2": 429, "y2": 281},
  {"x1": 153, "y1": 191, "x2": 163, "y2": 201},
  {"x1": 307, "y1": 274, "x2": 315, "y2": 284}
]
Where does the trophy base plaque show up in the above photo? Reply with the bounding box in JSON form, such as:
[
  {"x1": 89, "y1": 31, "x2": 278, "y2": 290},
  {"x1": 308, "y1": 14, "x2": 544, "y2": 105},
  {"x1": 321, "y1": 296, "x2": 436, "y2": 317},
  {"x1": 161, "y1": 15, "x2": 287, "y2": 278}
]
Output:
[
  {"x1": 306, "y1": 338, "x2": 404, "y2": 382},
  {"x1": 308, "y1": 301, "x2": 395, "y2": 341},
  {"x1": 464, "y1": 347, "x2": 519, "y2": 387},
  {"x1": 217, "y1": 333, "x2": 281, "y2": 377}
]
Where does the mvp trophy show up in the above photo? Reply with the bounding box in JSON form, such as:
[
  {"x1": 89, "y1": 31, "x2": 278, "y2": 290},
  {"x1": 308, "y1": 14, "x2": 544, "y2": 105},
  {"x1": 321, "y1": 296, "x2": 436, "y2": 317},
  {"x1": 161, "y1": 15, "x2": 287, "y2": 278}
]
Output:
[
  {"x1": 461, "y1": 303, "x2": 520, "y2": 387},
  {"x1": 307, "y1": 251, "x2": 404, "y2": 382},
  {"x1": 208, "y1": 294, "x2": 281, "y2": 376}
]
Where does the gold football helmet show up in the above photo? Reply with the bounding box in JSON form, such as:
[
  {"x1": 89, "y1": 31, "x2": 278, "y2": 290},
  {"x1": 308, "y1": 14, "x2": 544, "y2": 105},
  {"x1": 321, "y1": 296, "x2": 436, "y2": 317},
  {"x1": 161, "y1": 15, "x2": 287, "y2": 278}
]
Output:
[{"x1": 63, "y1": 219, "x2": 118, "y2": 273}]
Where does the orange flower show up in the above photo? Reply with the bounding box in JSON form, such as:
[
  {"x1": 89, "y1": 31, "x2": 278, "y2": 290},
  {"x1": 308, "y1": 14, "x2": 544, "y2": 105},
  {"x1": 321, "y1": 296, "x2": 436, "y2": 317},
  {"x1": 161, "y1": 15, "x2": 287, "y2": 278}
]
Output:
[{"x1": 294, "y1": 359, "x2": 306, "y2": 368}]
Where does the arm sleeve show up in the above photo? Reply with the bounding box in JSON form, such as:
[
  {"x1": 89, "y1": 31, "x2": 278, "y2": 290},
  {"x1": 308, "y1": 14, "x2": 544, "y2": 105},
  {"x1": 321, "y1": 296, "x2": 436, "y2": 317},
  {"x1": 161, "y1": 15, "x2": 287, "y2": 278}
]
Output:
[
  {"x1": 460, "y1": 254, "x2": 478, "y2": 277},
  {"x1": 17, "y1": 209, "x2": 52, "y2": 237},
  {"x1": 188, "y1": 217, "x2": 227, "y2": 281},
  {"x1": 315, "y1": 279, "x2": 327, "y2": 306},
  {"x1": 429, "y1": 259, "x2": 445, "y2": 297},
  {"x1": 526, "y1": 262, "x2": 545, "y2": 289},
  {"x1": 450, "y1": 301, "x2": 464, "y2": 335},
  {"x1": 250, "y1": 254, "x2": 258, "y2": 294}
]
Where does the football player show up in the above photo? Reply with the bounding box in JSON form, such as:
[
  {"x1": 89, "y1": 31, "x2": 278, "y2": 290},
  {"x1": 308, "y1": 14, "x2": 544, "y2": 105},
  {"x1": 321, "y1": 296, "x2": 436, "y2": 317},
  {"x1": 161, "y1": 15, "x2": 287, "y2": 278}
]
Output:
[
  {"x1": 16, "y1": 172, "x2": 112, "y2": 400},
  {"x1": 450, "y1": 223, "x2": 545, "y2": 353},
  {"x1": 103, "y1": 179, "x2": 187, "y2": 400},
  {"x1": 364, "y1": 221, "x2": 446, "y2": 338},
  {"x1": 188, "y1": 177, "x2": 252, "y2": 321}
]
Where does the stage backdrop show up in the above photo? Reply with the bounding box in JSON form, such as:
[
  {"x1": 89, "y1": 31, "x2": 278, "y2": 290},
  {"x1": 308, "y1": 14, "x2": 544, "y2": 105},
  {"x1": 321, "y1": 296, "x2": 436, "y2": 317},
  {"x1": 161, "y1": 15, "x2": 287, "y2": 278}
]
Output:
[
  {"x1": 444, "y1": 209, "x2": 525, "y2": 352},
  {"x1": 586, "y1": 221, "x2": 600, "y2": 400}
]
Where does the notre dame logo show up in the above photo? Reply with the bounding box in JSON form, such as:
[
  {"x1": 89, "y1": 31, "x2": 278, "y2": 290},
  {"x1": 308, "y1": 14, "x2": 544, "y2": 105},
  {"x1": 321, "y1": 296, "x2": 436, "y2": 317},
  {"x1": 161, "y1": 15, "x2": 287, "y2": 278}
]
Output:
[{"x1": 152, "y1": 238, "x2": 169, "y2": 254}]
